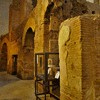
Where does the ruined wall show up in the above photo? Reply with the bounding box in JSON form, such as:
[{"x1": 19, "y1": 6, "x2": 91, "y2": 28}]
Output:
[
  {"x1": 17, "y1": 16, "x2": 36, "y2": 79},
  {"x1": 0, "y1": 34, "x2": 10, "y2": 72},
  {"x1": 18, "y1": 0, "x2": 62, "y2": 79},
  {"x1": 95, "y1": 18, "x2": 100, "y2": 100},
  {"x1": 59, "y1": 15, "x2": 100, "y2": 100},
  {"x1": 0, "y1": 34, "x2": 19, "y2": 74},
  {"x1": 44, "y1": 2, "x2": 62, "y2": 52},
  {"x1": 80, "y1": 15, "x2": 96, "y2": 100},
  {"x1": 9, "y1": 0, "x2": 33, "y2": 41},
  {"x1": 43, "y1": 0, "x2": 87, "y2": 52},
  {"x1": 17, "y1": 0, "x2": 49, "y2": 79},
  {"x1": 3, "y1": 0, "x2": 100, "y2": 80},
  {"x1": 17, "y1": 0, "x2": 63, "y2": 79},
  {"x1": 7, "y1": 0, "x2": 34, "y2": 77},
  {"x1": 9, "y1": 41, "x2": 18, "y2": 74},
  {"x1": 62, "y1": 0, "x2": 100, "y2": 18},
  {"x1": 59, "y1": 17, "x2": 82, "y2": 100},
  {"x1": 85, "y1": 2, "x2": 100, "y2": 14}
]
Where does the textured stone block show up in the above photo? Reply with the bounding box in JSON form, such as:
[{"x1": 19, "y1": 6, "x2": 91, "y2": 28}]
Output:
[{"x1": 59, "y1": 15, "x2": 100, "y2": 100}]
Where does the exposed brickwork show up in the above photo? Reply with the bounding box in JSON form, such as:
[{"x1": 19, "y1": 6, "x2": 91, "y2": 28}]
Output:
[
  {"x1": 80, "y1": 16, "x2": 96, "y2": 100},
  {"x1": 0, "y1": 0, "x2": 100, "y2": 99},
  {"x1": 95, "y1": 18, "x2": 100, "y2": 100},
  {"x1": 0, "y1": 34, "x2": 9, "y2": 72},
  {"x1": 59, "y1": 17, "x2": 82, "y2": 100},
  {"x1": 7, "y1": 0, "x2": 100, "y2": 78},
  {"x1": 59, "y1": 15, "x2": 100, "y2": 100}
]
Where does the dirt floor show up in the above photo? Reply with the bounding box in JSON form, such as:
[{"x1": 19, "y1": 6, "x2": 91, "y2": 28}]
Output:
[
  {"x1": 0, "y1": 72, "x2": 56, "y2": 100},
  {"x1": 0, "y1": 72, "x2": 35, "y2": 100}
]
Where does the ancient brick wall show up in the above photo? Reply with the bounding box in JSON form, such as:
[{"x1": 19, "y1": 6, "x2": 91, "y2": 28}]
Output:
[
  {"x1": 2, "y1": 0, "x2": 100, "y2": 81},
  {"x1": 0, "y1": 34, "x2": 10, "y2": 72},
  {"x1": 9, "y1": 0, "x2": 33, "y2": 41},
  {"x1": 94, "y1": 0, "x2": 100, "y2": 5},
  {"x1": 80, "y1": 16, "x2": 96, "y2": 100},
  {"x1": 43, "y1": 0, "x2": 100, "y2": 53},
  {"x1": 7, "y1": 0, "x2": 34, "y2": 76},
  {"x1": 17, "y1": 0, "x2": 47, "y2": 79},
  {"x1": 59, "y1": 17, "x2": 82, "y2": 100},
  {"x1": 59, "y1": 15, "x2": 100, "y2": 100},
  {"x1": 85, "y1": 2, "x2": 100, "y2": 14},
  {"x1": 95, "y1": 18, "x2": 100, "y2": 100}
]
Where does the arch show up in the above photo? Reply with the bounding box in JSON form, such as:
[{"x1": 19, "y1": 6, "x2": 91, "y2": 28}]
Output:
[
  {"x1": 24, "y1": 27, "x2": 35, "y2": 48},
  {"x1": 21, "y1": 25, "x2": 35, "y2": 79},
  {"x1": 32, "y1": 0, "x2": 37, "y2": 8},
  {"x1": 0, "y1": 37, "x2": 9, "y2": 50},
  {"x1": 94, "y1": 0, "x2": 99, "y2": 4},
  {"x1": 44, "y1": 2, "x2": 54, "y2": 22},
  {"x1": 18, "y1": 12, "x2": 36, "y2": 79},
  {"x1": 0, "y1": 37, "x2": 9, "y2": 71},
  {"x1": 44, "y1": 2, "x2": 54, "y2": 52},
  {"x1": 0, "y1": 43, "x2": 8, "y2": 71},
  {"x1": 22, "y1": 17, "x2": 35, "y2": 46},
  {"x1": 43, "y1": 2, "x2": 60, "y2": 98}
]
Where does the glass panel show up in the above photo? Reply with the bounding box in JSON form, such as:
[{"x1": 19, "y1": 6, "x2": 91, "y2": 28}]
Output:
[{"x1": 37, "y1": 55, "x2": 45, "y2": 75}]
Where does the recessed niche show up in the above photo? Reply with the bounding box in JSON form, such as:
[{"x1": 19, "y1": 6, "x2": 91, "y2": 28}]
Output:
[
  {"x1": 92, "y1": 11, "x2": 95, "y2": 14},
  {"x1": 65, "y1": 0, "x2": 67, "y2": 3}
]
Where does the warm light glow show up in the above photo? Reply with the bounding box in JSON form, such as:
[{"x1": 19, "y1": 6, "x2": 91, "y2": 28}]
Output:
[{"x1": 86, "y1": 0, "x2": 94, "y2": 3}]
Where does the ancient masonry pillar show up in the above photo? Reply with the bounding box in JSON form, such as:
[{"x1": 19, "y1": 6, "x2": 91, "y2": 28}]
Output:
[{"x1": 59, "y1": 15, "x2": 100, "y2": 100}]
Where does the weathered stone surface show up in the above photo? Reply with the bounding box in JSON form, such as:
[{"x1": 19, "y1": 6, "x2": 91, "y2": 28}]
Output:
[
  {"x1": 0, "y1": 0, "x2": 100, "y2": 99},
  {"x1": 59, "y1": 16, "x2": 82, "y2": 100},
  {"x1": 59, "y1": 15, "x2": 100, "y2": 100},
  {"x1": 2, "y1": 0, "x2": 100, "y2": 79}
]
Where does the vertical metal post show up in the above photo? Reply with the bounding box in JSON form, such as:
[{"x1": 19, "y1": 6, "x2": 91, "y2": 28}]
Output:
[
  {"x1": 35, "y1": 54, "x2": 37, "y2": 96},
  {"x1": 44, "y1": 53, "x2": 49, "y2": 100},
  {"x1": 44, "y1": 53, "x2": 48, "y2": 81},
  {"x1": 35, "y1": 54, "x2": 37, "y2": 77}
]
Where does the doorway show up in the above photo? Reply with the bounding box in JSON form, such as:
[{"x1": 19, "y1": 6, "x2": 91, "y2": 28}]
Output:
[{"x1": 12, "y1": 55, "x2": 18, "y2": 75}]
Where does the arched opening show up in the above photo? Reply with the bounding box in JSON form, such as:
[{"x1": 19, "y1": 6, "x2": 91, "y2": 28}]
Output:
[
  {"x1": 44, "y1": 2, "x2": 54, "y2": 52},
  {"x1": 43, "y1": 2, "x2": 60, "y2": 99},
  {"x1": 22, "y1": 27, "x2": 35, "y2": 79},
  {"x1": 12, "y1": 55, "x2": 18, "y2": 75},
  {"x1": 24, "y1": 28, "x2": 35, "y2": 48},
  {"x1": 0, "y1": 43, "x2": 7, "y2": 71},
  {"x1": 44, "y1": 2, "x2": 62, "y2": 52}
]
